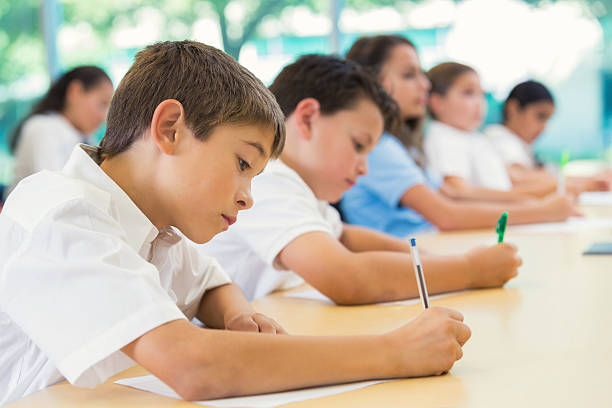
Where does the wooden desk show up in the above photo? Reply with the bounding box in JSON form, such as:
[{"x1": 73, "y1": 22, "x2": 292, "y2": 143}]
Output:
[{"x1": 7, "y1": 207, "x2": 612, "y2": 407}]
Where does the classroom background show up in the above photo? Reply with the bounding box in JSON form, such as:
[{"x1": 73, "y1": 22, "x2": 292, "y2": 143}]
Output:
[{"x1": 1, "y1": 0, "x2": 612, "y2": 189}]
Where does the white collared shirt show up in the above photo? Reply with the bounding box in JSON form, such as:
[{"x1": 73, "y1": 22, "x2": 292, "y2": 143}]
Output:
[
  {"x1": 198, "y1": 159, "x2": 343, "y2": 301},
  {"x1": 7, "y1": 113, "x2": 86, "y2": 198},
  {"x1": 0, "y1": 145, "x2": 231, "y2": 405},
  {"x1": 425, "y1": 121, "x2": 513, "y2": 191},
  {"x1": 484, "y1": 124, "x2": 536, "y2": 168}
]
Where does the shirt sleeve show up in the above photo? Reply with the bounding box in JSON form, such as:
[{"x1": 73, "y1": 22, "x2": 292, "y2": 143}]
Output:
[
  {"x1": 19, "y1": 117, "x2": 75, "y2": 173},
  {"x1": 166, "y1": 239, "x2": 232, "y2": 320},
  {"x1": 0, "y1": 199, "x2": 186, "y2": 388},
  {"x1": 232, "y1": 171, "x2": 338, "y2": 266},
  {"x1": 488, "y1": 131, "x2": 531, "y2": 167},
  {"x1": 425, "y1": 129, "x2": 472, "y2": 180},
  {"x1": 360, "y1": 135, "x2": 427, "y2": 208}
]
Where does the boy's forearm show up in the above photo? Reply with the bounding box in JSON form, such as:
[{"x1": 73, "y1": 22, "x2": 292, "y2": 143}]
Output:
[
  {"x1": 455, "y1": 186, "x2": 533, "y2": 203},
  {"x1": 325, "y1": 251, "x2": 471, "y2": 305},
  {"x1": 196, "y1": 283, "x2": 254, "y2": 328},
  {"x1": 190, "y1": 329, "x2": 392, "y2": 400},
  {"x1": 125, "y1": 319, "x2": 395, "y2": 401},
  {"x1": 339, "y1": 224, "x2": 411, "y2": 253}
]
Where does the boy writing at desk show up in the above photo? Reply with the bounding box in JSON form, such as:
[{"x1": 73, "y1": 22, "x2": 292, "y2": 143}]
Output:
[
  {"x1": 200, "y1": 54, "x2": 522, "y2": 305},
  {"x1": 0, "y1": 41, "x2": 470, "y2": 405}
]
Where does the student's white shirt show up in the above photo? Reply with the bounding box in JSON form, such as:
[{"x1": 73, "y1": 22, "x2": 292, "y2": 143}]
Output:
[
  {"x1": 484, "y1": 124, "x2": 536, "y2": 168},
  {"x1": 0, "y1": 145, "x2": 231, "y2": 405},
  {"x1": 198, "y1": 159, "x2": 343, "y2": 301},
  {"x1": 425, "y1": 120, "x2": 513, "y2": 191},
  {"x1": 7, "y1": 113, "x2": 86, "y2": 198}
]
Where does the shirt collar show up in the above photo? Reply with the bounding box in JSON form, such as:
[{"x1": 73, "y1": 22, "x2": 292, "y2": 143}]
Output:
[
  {"x1": 430, "y1": 120, "x2": 478, "y2": 138},
  {"x1": 62, "y1": 144, "x2": 159, "y2": 253}
]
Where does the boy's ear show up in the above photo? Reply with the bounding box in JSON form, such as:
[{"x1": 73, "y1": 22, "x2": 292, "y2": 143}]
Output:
[
  {"x1": 294, "y1": 98, "x2": 320, "y2": 140},
  {"x1": 65, "y1": 80, "x2": 84, "y2": 103},
  {"x1": 505, "y1": 99, "x2": 520, "y2": 119},
  {"x1": 150, "y1": 99, "x2": 185, "y2": 155},
  {"x1": 428, "y1": 93, "x2": 444, "y2": 118}
]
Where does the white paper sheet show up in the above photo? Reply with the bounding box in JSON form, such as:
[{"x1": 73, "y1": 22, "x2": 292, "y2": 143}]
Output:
[
  {"x1": 578, "y1": 192, "x2": 612, "y2": 206},
  {"x1": 508, "y1": 216, "x2": 612, "y2": 234},
  {"x1": 115, "y1": 375, "x2": 388, "y2": 407},
  {"x1": 284, "y1": 288, "x2": 463, "y2": 306}
]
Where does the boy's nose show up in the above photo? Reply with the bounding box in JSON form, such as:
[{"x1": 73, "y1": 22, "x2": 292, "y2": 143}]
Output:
[
  {"x1": 236, "y1": 188, "x2": 253, "y2": 210},
  {"x1": 357, "y1": 155, "x2": 368, "y2": 176}
]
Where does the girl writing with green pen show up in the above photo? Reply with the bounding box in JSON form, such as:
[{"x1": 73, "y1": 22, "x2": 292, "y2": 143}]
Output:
[{"x1": 341, "y1": 35, "x2": 576, "y2": 239}]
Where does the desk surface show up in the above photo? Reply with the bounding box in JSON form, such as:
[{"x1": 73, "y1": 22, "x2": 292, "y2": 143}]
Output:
[{"x1": 7, "y1": 207, "x2": 612, "y2": 407}]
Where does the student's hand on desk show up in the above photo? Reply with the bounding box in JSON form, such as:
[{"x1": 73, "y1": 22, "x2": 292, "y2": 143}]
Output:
[
  {"x1": 465, "y1": 243, "x2": 522, "y2": 288},
  {"x1": 541, "y1": 193, "x2": 579, "y2": 219},
  {"x1": 587, "y1": 174, "x2": 611, "y2": 191},
  {"x1": 224, "y1": 312, "x2": 287, "y2": 334},
  {"x1": 386, "y1": 306, "x2": 471, "y2": 377}
]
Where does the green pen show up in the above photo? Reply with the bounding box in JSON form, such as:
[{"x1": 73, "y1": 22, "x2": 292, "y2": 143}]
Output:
[
  {"x1": 496, "y1": 212, "x2": 508, "y2": 243},
  {"x1": 558, "y1": 150, "x2": 571, "y2": 195}
]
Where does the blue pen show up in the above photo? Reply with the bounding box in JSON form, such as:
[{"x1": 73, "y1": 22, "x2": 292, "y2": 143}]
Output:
[{"x1": 409, "y1": 238, "x2": 429, "y2": 309}]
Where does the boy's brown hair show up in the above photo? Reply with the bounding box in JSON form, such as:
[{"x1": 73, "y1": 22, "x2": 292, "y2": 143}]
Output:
[
  {"x1": 101, "y1": 41, "x2": 285, "y2": 158},
  {"x1": 269, "y1": 54, "x2": 399, "y2": 135}
]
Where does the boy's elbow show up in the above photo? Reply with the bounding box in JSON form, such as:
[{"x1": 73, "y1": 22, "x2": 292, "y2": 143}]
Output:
[
  {"x1": 322, "y1": 280, "x2": 373, "y2": 306},
  {"x1": 432, "y1": 214, "x2": 457, "y2": 231},
  {"x1": 171, "y1": 369, "x2": 228, "y2": 401}
]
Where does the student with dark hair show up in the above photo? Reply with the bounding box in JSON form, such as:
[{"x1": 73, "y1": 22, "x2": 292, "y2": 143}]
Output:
[
  {"x1": 425, "y1": 62, "x2": 580, "y2": 202},
  {"x1": 0, "y1": 41, "x2": 470, "y2": 405},
  {"x1": 340, "y1": 36, "x2": 574, "y2": 238},
  {"x1": 485, "y1": 80, "x2": 611, "y2": 193},
  {"x1": 6, "y1": 66, "x2": 113, "y2": 198},
  {"x1": 199, "y1": 53, "x2": 521, "y2": 306}
]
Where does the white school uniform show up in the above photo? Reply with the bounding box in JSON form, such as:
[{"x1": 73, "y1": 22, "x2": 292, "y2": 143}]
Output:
[
  {"x1": 0, "y1": 145, "x2": 231, "y2": 405},
  {"x1": 424, "y1": 120, "x2": 512, "y2": 190},
  {"x1": 484, "y1": 124, "x2": 536, "y2": 168},
  {"x1": 7, "y1": 113, "x2": 87, "y2": 198},
  {"x1": 198, "y1": 160, "x2": 343, "y2": 301}
]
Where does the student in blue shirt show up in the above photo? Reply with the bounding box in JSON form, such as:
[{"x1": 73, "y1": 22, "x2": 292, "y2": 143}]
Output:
[{"x1": 341, "y1": 35, "x2": 575, "y2": 238}]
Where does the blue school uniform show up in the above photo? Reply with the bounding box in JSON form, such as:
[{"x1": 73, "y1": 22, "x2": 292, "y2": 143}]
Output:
[{"x1": 341, "y1": 132, "x2": 439, "y2": 238}]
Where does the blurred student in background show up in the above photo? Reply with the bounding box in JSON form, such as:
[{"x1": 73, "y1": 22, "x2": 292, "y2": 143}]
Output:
[
  {"x1": 485, "y1": 80, "x2": 611, "y2": 194},
  {"x1": 340, "y1": 35, "x2": 573, "y2": 238},
  {"x1": 5, "y1": 66, "x2": 113, "y2": 198}
]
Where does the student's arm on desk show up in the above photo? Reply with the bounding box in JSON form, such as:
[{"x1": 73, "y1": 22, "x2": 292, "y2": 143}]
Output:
[
  {"x1": 121, "y1": 307, "x2": 471, "y2": 401},
  {"x1": 506, "y1": 164, "x2": 557, "y2": 197},
  {"x1": 196, "y1": 283, "x2": 286, "y2": 334},
  {"x1": 339, "y1": 224, "x2": 412, "y2": 253},
  {"x1": 400, "y1": 184, "x2": 574, "y2": 230},
  {"x1": 441, "y1": 176, "x2": 534, "y2": 203},
  {"x1": 278, "y1": 231, "x2": 521, "y2": 305}
]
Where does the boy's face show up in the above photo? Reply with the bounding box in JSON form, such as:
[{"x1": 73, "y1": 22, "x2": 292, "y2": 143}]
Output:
[
  {"x1": 303, "y1": 97, "x2": 384, "y2": 203},
  {"x1": 507, "y1": 100, "x2": 554, "y2": 144},
  {"x1": 167, "y1": 124, "x2": 273, "y2": 244},
  {"x1": 431, "y1": 71, "x2": 485, "y2": 132}
]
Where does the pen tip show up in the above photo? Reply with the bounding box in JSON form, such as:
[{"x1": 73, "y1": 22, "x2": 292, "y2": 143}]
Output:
[{"x1": 410, "y1": 238, "x2": 416, "y2": 246}]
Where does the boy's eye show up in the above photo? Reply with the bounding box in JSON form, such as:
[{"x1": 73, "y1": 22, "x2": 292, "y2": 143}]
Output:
[
  {"x1": 403, "y1": 71, "x2": 416, "y2": 79},
  {"x1": 352, "y1": 139, "x2": 365, "y2": 152},
  {"x1": 238, "y1": 157, "x2": 251, "y2": 171}
]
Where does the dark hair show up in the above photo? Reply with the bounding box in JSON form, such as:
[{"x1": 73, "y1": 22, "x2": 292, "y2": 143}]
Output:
[
  {"x1": 268, "y1": 54, "x2": 399, "y2": 133},
  {"x1": 346, "y1": 35, "x2": 415, "y2": 81},
  {"x1": 100, "y1": 40, "x2": 285, "y2": 159},
  {"x1": 503, "y1": 80, "x2": 554, "y2": 122},
  {"x1": 10, "y1": 65, "x2": 111, "y2": 152},
  {"x1": 346, "y1": 35, "x2": 427, "y2": 167}
]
